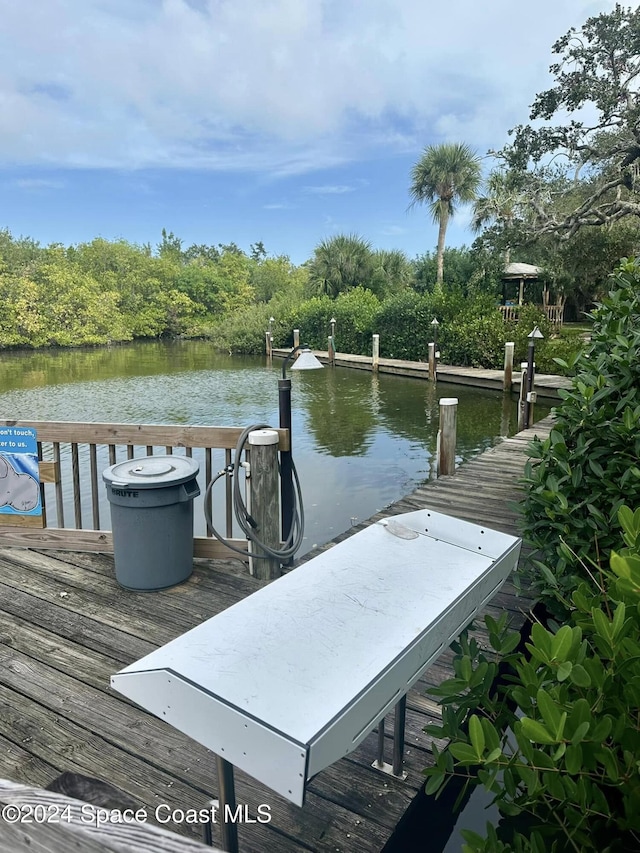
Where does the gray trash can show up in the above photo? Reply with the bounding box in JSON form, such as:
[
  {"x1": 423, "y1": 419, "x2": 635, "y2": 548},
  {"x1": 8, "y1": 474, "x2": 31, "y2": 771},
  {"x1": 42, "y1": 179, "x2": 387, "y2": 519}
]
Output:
[{"x1": 103, "y1": 455, "x2": 201, "y2": 591}]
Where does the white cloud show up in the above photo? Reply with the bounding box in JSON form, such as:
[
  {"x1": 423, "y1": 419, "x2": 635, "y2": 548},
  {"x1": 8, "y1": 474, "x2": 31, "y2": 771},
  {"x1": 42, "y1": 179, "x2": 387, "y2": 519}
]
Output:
[
  {"x1": 12, "y1": 178, "x2": 64, "y2": 190},
  {"x1": 0, "y1": 0, "x2": 616, "y2": 173},
  {"x1": 379, "y1": 225, "x2": 406, "y2": 236},
  {"x1": 304, "y1": 184, "x2": 355, "y2": 194}
]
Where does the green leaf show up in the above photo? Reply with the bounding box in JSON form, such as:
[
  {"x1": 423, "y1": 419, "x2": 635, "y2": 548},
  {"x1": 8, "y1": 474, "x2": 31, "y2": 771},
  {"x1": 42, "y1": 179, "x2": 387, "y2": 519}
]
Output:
[
  {"x1": 449, "y1": 742, "x2": 480, "y2": 764},
  {"x1": 565, "y1": 743, "x2": 583, "y2": 774},
  {"x1": 468, "y1": 715, "x2": 485, "y2": 759},
  {"x1": 537, "y1": 689, "x2": 562, "y2": 733},
  {"x1": 598, "y1": 746, "x2": 620, "y2": 782},
  {"x1": 569, "y1": 664, "x2": 591, "y2": 688},
  {"x1": 550, "y1": 625, "x2": 573, "y2": 661},
  {"x1": 588, "y1": 458, "x2": 604, "y2": 477},
  {"x1": 570, "y1": 721, "x2": 590, "y2": 744},
  {"x1": 484, "y1": 747, "x2": 502, "y2": 763},
  {"x1": 592, "y1": 716, "x2": 613, "y2": 742},
  {"x1": 557, "y1": 660, "x2": 573, "y2": 681},
  {"x1": 425, "y1": 771, "x2": 445, "y2": 795},
  {"x1": 520, "y1": 717, "x2": 557, "y2": 745}
]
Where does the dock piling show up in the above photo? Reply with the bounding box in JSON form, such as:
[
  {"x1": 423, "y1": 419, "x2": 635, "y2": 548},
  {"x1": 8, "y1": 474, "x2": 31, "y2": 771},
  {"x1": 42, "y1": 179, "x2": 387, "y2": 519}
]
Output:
[
  {"x1": 372, "y1": 334, "x2": 380, "y2": 372},
  {"x1": 247, "y1": 429, "x2": 281, "y2": 580},
  {"x1": 328, "y1": 335, "x2": 336, "y2": 366},
  {"x1": 517, "y1": 362, "x2": 528, "y2": 431},
  {"x1": 503, "y1": 342, "x2": 514, "y2": 391},
  {"x1": 437, "y1": 398, "x2": 458, "y2": 476},
  {"x1": 428, "y1": 342, "x2": 436, "y2": 381}
]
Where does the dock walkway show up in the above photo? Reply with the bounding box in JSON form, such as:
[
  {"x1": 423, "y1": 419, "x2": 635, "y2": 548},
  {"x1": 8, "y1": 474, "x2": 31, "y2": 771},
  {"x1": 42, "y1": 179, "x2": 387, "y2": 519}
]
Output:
[
  {"x1": 272, "y1": 349, "x2": 571, "y2": 399},
  {"x1": 0, "y1": 417, "x2": 553, "y2": 852}
]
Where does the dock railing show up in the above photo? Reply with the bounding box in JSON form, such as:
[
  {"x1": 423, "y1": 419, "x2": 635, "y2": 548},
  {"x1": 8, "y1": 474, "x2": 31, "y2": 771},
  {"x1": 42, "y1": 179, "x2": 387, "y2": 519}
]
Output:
[{"x1": 0, "y1": 419, "x2": 289, "y2": 559}]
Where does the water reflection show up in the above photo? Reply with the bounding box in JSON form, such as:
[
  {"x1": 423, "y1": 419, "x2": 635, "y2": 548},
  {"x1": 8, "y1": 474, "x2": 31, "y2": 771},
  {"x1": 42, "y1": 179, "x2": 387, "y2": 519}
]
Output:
[{"x1": 299, "y1": 368, "x2": 377, "y2": 457}]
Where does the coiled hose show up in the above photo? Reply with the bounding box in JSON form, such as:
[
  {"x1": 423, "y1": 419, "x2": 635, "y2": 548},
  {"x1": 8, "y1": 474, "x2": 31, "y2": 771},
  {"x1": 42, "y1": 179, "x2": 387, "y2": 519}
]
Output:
[{"x1": 203, "y1": 423, "x2": 305, "y2": 561}]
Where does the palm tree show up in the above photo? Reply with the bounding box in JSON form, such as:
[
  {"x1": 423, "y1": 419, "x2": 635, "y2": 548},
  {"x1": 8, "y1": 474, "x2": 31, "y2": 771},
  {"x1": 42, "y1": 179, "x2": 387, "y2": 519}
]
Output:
[
  {"x1": 472, "y1": 169, "x2": 525, "y2": 265},
  {"x1": 308, "y1": 234, "x2": 373, "y2": 297},
  {"x1": 409, "y1": 143, "x2": 481, "y2": 291}
]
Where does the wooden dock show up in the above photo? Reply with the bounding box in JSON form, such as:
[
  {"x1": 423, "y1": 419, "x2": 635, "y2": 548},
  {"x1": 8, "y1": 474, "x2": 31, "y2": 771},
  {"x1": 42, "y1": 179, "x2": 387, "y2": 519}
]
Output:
[
  {"x1": 272, "y1": 349, "x2": 571, "y2": 399},
  {"x1": 0, "y1": 417, "x2": 553, "y2": 852}
]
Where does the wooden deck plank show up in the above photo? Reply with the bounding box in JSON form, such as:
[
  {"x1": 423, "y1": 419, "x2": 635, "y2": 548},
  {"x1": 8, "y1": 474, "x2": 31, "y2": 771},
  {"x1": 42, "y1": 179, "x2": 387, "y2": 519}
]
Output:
[{"x1": 0, "y1": 415, "x2": 553, "y2": 851}]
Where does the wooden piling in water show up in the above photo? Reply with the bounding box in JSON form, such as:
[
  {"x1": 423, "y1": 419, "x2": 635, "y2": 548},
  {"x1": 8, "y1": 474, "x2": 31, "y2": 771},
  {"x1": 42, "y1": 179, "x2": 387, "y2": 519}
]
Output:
[
  {"x1": 437, "y1": 398, "x2": 458, "y2": 476},
  {"x1": 517, "y1": 362, "x2": 528, "y2": 432},
  {"x1": 328, "y1": 335, "x2": 336, "y2": 367},
  {"x1": 428, "y1": 343, "x2": 436, "y2": 381},
  {"x1": 372, "y1": 334, "x2": 380, "y2": 372},
  {"x1": 247, "y1": 429, "x2": 281, "y2": 580},
  {"x1": 293, "y1": 329, "x2": 300, "y2": 355},
  {"x1": 503, "y1": 342, "x2": 514, "y2": 391}
]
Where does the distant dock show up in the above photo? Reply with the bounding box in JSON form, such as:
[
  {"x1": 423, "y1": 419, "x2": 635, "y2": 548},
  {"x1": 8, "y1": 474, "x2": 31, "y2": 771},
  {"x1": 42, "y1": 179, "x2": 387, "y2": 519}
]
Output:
[{"x1": 272, "y1": 348, "x2": 571, "y2": 399}]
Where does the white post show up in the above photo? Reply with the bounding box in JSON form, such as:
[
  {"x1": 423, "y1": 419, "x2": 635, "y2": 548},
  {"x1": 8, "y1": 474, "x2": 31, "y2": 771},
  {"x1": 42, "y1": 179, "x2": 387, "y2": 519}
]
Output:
[
  {"x1": 503, "y1": 342, "x2": 514, "y2": 392},
  {"x1": 293, "y1": 328, "x2": 300, "y2": 356},
  {"x1": 372, "y1": 334, "x2": 380, "y2": 372}
]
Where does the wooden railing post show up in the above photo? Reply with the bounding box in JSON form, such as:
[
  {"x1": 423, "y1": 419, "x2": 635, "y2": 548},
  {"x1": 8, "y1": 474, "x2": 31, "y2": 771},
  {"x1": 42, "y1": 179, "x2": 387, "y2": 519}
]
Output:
[
  {"x1": 503, "y1": 342, "x2": 514, "y2": 391},
  {"x1": 247, "y1": 429, "x2": 281, "y2": 580},
  {"x1": 328, "y1": 335, "x2": 336, "y2": 366},
  {"x1": 428, "y1": 343, "x2": 436, "y2": 381},
  {"x1": 437, "y1": 398, "x2": 458, "y2": 477},
  {"x1": 372, "y1": 334, "x2": 380, "y2": 372}
]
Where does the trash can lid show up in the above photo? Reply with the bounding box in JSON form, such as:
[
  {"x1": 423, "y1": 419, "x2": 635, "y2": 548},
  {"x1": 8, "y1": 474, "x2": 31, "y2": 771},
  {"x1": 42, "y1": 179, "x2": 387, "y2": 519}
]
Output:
[{"x1": 103, "y1": 455, "x2": 200, "y2": 488}]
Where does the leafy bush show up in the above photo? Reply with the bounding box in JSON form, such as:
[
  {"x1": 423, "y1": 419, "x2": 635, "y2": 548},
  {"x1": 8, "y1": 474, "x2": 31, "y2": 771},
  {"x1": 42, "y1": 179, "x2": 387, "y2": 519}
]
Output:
[
  {"x1": 520, "y1": 258, "x2": 640, "y2": 615},
  {"x1": 509, "y1": 304, "x2": 553, "y2": 364},
  {"x1": 425, "y1": 505, "x2": 640, "y2": 853},
  {"x1": 440, "y1": 311, "x2": 508, "y2": 367},
  {"x1": 533, "y1": 337, "x2": 583, "y2": 376},
  {"x1": 274, "y1": 288, "x2": 379, "y2": 354},
  {"x1": 376, "y1": 291, "x2": 433, "y2": 359}
]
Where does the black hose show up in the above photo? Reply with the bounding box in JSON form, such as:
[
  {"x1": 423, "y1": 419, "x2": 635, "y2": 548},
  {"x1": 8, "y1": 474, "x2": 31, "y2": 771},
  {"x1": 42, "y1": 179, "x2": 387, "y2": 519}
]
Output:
[{"x1": 203, "y1": 424, "x2": 305, "y2": 562}]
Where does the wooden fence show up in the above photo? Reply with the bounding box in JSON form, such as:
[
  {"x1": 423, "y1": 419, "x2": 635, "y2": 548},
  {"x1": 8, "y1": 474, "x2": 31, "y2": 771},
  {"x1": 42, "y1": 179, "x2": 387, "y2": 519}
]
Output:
[
  {"x1": 498, "y1": 304, "x2": 564, "y2": 325},
  {"x1": 0, "y1": 419, "x2": 289, "y2": 559}
]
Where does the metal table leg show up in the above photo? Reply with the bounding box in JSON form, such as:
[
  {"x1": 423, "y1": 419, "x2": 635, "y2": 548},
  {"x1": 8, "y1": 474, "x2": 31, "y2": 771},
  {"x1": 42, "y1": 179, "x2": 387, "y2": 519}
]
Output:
[
  {"x1": 371, "y1": 696, "x2": 408, "y2": 780},
  {"x1": 392, "y1": 695, "x2": 407, "y2": 777},
  {"x1": 216, "y1": 754, "x2": 239, "y2": 853},
  {"x1": 376, "y1": 717, "x2": 385, "y2": 768}
]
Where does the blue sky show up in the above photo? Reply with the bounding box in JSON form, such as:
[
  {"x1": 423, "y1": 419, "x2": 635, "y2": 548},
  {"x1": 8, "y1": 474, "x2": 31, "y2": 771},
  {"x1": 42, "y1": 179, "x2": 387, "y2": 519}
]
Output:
[{"x1": 0, "y1": 0, "x2": 614, "y2": 264}]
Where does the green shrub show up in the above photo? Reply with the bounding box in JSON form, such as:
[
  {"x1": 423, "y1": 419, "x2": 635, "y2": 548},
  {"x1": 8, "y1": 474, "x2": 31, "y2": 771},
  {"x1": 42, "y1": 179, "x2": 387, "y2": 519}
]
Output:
[
  {"x1": 520, "y1": 258, "x2": 640, "y2": 615},
  {"x1": 275, "y1": 288, "x2": 380, "y2": 354},
  {"x1": 425, "y1": 505, "x2": 640, "y2": 853},
  {"x1": 534, "y1": 337, "x2": 584, "y2": 376},
  {"x1": 376, "y1": 291, "x2": 433, "y2": 360},
  {"x1": 440, "y1": 311, "x2": 508, "y2": 367}
]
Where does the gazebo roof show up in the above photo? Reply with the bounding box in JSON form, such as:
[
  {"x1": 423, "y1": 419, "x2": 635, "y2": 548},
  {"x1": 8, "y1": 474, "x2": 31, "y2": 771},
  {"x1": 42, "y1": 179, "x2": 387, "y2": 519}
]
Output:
[{"x1": 503, "y1": 262, "x2": 541, "y2": 279}]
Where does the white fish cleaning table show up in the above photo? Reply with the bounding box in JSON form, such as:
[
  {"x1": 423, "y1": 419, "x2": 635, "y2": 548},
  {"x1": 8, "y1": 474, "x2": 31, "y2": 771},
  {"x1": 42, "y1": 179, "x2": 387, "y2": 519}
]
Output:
[{"x1": 111, "y1": 508, "x2": 521, "y2": 850}]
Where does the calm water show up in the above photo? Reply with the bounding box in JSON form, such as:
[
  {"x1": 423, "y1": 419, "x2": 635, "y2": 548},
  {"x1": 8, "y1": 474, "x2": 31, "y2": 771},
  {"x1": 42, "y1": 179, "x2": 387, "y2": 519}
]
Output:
[{"x1": 0, "y1": 341, "x2": 549, "y2": 555}]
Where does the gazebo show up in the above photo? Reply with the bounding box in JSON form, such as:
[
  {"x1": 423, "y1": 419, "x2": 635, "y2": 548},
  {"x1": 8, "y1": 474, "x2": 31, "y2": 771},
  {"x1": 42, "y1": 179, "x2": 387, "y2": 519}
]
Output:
[{"x1": 500, "y1": 262, "x2": 564, "y2": 325}]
